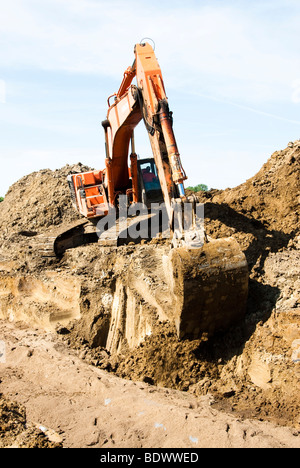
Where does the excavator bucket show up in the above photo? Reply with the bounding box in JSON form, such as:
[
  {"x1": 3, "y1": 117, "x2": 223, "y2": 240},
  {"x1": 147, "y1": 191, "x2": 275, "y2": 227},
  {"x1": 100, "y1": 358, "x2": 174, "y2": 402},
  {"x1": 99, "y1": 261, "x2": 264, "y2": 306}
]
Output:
[
  {"x1": 104, "y1": 236, "x2": 249, "y2": 353},
  {"x1": 169, "y1": 237, "x2": 249, "y2": 339}
]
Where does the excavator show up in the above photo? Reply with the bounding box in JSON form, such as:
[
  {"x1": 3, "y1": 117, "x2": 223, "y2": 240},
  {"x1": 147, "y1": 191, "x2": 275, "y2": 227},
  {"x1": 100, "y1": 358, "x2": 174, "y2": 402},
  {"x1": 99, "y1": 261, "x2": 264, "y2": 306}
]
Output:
[
  {"x1": 38, "y1": 41, "x2": 249, "y2": 341},
  {"x1": 67, "y1": 41, "x2": 202, "y2": 248}
]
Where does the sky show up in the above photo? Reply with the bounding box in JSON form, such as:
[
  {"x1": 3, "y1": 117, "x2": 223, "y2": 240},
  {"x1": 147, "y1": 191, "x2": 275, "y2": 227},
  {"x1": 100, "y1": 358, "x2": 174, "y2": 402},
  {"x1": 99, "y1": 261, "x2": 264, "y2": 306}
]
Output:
[{"x1": 0, "y1": 0, "x2": 300, "y2": 196}]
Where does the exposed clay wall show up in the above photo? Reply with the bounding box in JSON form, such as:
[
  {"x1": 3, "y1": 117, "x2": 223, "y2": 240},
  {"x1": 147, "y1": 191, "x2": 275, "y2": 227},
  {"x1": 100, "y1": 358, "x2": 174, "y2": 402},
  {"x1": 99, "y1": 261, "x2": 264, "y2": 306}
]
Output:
[{"x1": 0, "y1": 272, "x2": 81, "y2": 330}]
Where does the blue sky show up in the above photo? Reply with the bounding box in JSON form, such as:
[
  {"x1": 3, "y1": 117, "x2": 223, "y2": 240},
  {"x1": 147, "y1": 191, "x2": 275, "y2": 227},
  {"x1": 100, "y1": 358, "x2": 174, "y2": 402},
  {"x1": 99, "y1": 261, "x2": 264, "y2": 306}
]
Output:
[{"x1": 0, "y1": 0, "x2": 300, "y2": 196}]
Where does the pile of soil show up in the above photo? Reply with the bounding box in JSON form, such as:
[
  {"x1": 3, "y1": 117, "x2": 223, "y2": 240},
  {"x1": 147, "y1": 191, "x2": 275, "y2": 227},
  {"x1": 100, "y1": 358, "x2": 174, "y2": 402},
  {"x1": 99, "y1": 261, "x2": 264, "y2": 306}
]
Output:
[
  {"x1": 196, "y1": 140, "x2": 300, "y2": 269},
  {"x1": 204, "y1": 140, "x2": 299, "y2": 232},
  {"x1": 0, "y1": 163, "x2": 91, "y2": 259}
]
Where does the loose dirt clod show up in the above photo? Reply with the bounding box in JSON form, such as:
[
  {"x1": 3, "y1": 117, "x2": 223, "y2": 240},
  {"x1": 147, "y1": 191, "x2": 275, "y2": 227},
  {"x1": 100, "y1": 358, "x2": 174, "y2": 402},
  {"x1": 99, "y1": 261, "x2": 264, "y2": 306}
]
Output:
[{"x1": 0, "y1": 394, "x2": 62, "y2": 448}]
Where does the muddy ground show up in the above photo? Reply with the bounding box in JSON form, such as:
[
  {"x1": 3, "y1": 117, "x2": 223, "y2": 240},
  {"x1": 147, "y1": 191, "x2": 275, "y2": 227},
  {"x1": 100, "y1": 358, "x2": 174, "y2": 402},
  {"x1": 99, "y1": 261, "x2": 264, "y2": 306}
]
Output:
[{"x1": 0, "y1": 141, "x2": 299, "y2": 448}]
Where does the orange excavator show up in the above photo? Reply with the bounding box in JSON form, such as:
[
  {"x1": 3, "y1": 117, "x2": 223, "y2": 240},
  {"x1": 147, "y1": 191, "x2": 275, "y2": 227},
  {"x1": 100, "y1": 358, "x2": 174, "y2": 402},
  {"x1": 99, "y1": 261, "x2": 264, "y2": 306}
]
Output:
[
  {"x1": 67, "y1": 41, "x2": 202, "y2": 248},
  {"x1": 40, "y1": 41, "x2": 248, "y2": 340}
]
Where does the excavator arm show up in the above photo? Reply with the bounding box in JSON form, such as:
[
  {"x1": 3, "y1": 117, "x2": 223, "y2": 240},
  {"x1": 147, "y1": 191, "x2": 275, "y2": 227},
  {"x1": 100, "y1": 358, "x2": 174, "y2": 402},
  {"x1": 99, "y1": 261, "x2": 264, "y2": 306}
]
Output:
[{"x1": 102, "y1": 42, "x2": 200, "y2": 246}]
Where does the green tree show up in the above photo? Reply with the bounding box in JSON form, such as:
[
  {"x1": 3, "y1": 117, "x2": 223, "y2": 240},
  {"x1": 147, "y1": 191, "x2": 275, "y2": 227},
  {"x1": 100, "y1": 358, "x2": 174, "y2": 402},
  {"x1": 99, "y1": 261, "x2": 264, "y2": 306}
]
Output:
[
  {"x1": 0, "y1": 197, "x2": 4, "y2": 202},
  {"x1": 186, "y1": 184, "x2": 208, "y2": 192}
]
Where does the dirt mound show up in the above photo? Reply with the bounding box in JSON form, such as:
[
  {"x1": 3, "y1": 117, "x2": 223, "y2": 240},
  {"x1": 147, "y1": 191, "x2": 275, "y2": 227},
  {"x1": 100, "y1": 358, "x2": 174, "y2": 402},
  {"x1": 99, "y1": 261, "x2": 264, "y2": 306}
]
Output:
[
  {"x1": 197, "y1": 140, "x2": 300, "y2": 234},
  {"x1": 0, "y1": 163, "x2": 92, "y2": 257},
  {"x1": 193, "y1": 141, "x2": 300, "y2": 295}
]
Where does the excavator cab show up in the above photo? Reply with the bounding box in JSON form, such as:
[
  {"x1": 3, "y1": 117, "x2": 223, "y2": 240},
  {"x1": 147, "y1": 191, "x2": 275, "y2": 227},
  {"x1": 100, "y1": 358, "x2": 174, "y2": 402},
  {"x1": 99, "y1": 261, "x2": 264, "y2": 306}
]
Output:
[{"x1": 137, "y1": 158, "x2": 163, "y2": 207}]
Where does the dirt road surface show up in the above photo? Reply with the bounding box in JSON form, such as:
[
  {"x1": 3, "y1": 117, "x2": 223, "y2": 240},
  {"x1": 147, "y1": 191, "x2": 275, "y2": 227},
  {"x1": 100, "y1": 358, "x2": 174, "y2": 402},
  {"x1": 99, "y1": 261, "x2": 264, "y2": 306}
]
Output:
[{"x1": 0, "y1": 320, "x2": 299, "y2": 448}]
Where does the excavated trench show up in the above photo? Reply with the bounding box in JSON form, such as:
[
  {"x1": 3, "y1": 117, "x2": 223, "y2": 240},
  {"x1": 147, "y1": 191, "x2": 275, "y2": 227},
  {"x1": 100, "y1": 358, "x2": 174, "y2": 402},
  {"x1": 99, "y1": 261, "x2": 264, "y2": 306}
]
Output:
[
  {"x1": 0, "y1": 143, "x2": 299, "y2": 430},
  {"x1": 0, "y1": 238, "x2": 248, "y2": 352}
]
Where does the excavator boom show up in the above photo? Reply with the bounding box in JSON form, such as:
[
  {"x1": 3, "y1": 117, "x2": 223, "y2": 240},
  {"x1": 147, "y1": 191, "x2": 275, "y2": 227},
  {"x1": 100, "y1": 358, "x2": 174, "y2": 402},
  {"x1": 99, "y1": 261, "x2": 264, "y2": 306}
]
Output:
[{"x1": 99, "y1": 42, "x2": 200, "y2": 246}]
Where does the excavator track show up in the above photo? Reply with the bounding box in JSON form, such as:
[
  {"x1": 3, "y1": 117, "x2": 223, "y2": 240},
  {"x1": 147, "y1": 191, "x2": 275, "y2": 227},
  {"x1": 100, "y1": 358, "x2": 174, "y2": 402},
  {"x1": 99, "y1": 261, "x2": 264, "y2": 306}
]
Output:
[
  {"x1": 34, "y1": 219, "x2": 96, "y2": 257},
  {"x1": 35, "y1": 213, "x2": 160, "y2": 256},
  {"x1": 97, "y1": 213, "x2": 158, "y2": 246}
]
